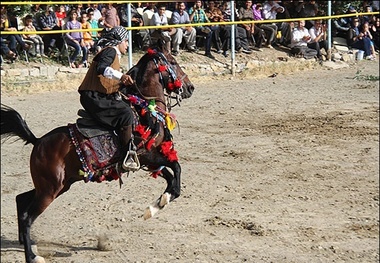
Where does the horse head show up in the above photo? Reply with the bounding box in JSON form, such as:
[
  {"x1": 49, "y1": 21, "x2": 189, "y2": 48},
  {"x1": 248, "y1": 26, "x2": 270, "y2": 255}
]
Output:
[
  {"x1": 125, "y1": 40, "x2": 194, "y2": 109},
  {"x1": 155, "y1": 40, "x2": 195, "y2": 100}
]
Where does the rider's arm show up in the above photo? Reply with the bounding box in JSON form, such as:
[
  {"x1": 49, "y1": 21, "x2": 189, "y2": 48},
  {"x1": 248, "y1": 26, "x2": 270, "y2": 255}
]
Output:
[{"x1": 95, "y1": 47, "x2": 124, "y2": 80}]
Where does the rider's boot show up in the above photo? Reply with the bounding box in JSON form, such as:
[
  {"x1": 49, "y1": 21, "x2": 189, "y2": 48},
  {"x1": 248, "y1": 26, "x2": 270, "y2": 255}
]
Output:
[{"x1": 120, "y1": 125, "x2": 140, "y2": 171}]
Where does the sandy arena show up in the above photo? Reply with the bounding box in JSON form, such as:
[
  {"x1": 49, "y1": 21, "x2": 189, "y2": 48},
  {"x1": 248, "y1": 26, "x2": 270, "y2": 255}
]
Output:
[{"x1": 1, "y1": 61, "x2": 379, "y2": 263}]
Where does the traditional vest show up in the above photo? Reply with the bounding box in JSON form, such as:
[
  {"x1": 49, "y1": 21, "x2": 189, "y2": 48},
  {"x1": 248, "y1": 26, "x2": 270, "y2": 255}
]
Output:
[{"x1": 78, "y1": 47, "x2": 121, "y2": 94}]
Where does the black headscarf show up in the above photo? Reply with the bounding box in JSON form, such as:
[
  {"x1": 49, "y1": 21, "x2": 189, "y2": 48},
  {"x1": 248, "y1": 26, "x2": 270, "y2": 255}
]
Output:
[{"x1": 97, "y1": 26, "x2": 129, "y2": 48}]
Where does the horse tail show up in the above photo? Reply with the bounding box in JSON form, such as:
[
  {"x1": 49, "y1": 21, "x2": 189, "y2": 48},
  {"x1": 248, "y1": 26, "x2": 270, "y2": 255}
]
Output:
[{"x1": 1, "y1": 104, "x2": 38, "y2": 145}]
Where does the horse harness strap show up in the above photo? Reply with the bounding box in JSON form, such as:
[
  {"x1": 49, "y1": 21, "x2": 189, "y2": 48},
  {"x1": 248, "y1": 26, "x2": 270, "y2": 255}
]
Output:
[{"x1": 151, "y1": 52, "x2": 184, "y2": 111}]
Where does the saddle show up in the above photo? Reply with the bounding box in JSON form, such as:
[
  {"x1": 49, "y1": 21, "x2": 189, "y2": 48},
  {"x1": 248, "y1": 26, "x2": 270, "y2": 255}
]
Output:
[
  {"x1": 67, "y1": 110, "x2": 123, "y2": 183},
  {"x1": 76, "y1": 109, "x2": 111, "y2": 138},
  {"x1": 70, "y1": 102, "x2": 178, "y2": 183},
  {"x1": 76, "y1": 109, "x2": 140, "y2": 172}
]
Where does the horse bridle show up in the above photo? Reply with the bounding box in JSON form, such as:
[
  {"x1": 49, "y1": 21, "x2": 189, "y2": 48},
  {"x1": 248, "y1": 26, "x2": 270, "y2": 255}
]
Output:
[{"x1": 130, "y1": 50, "x2": 186, "y2": 112}]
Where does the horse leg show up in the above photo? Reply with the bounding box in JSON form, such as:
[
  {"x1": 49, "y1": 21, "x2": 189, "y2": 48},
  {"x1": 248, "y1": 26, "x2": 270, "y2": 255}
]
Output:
[
  {"x1": 16, "y1": 189, "x2": 36, "y2": 245},
  {"x1": 143, "y1": 161, "x2": 181, "y2": 220},
  {"x1": 16, "y1": 190, "x2": 55, "y2": 263},
  {"x1": 161, "y1": 162, "x2": 181, "y2": 200},
  {"x1": 18, "y1": 188, "x2": 65, "y2": 263}
]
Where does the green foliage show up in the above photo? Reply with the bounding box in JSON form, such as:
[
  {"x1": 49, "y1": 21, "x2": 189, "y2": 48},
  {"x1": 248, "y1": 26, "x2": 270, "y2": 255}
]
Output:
[
  {"x1": 353, "y1": 69, "x2": 380, "y2": 81},
  {"x1": 318, "y1": 1, "x2": 367, "y2": 15},
  {"x1": 5, "y1": 4, "x2": 32, "y2": 17}
]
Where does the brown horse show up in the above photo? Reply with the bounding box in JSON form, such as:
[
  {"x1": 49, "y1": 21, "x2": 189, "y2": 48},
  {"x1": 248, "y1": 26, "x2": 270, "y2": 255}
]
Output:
[{"x1": 1, "y1": 42, "x2": 194, "y2": 263}]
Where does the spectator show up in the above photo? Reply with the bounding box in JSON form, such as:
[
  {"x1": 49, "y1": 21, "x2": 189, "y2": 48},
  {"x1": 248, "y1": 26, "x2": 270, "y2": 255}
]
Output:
[
  {"x1": 275, "y1": 1, "x2": 293, "y2": 47},
  {"x1": 369, "y1": 16, "x2": 379, "y2": 52},
  {"x1": 117, "y1": 3, "x2": 147, "y2": 50},
  {"x1": 262, "y1": 1, "x2": 284, "y2": 47},
  {"x1": 30, "y1": 4, "x2": 43, "y2": 31},
  {"x1": 220, "y1": 1, "x2": 252, "y2": 55},
  {"x1": 1, "y1": 36, "x2": 17, "y2": 62},
  {"x1": 0, "y1": 12, "x2": 30, "y2": 55},
  {"x1": 347, "y1": 18, "x2": 373, "y2": 59},
  {"x1": 189, "y1": 0, "x2": 215, "y2": 58},
  {"x1": 73, "y1": 4, "x2": 84, "y2": 19},
  {"x1": 22, "y1": 15, "x2": 46, "y2": 57},
  {"x1": 346, "y1": 5, "x2": 359, "y2": 28},
  {"x1": 38, "y1": 4, "x2": 64, "y2": 54},
  {"x1": 87, "y1": 9, "x2": 100, "y2": 43},
  {"x1": 171, "y1": 2, "x2": 197, "y2": 54},
  {"x1": 371, "y1": 1, "x2": 380, "y2": 11},
  {"x1": 64, "y1": 9, "x2": 88, "y2": 68},
  {"x1": 308, "y1": 19, "x2": 328, "y2": 60},
  {"x1": 80, "y1": 11, "x2": 95, "y2": 53},
  {"x1": 283, "y1": 0, "x2": 299, "y2": 19},
  {"x1": 290, "y1": 20, "x2": 317, "y2": 59},
  {"x1": 101, "y1": 3, "x2": 120, "y2": 28},
  {"x1": 360, "y1": 5, "x2": 373, "y2": 24},
  {"x1": 87, "y1": 4, "x2": 102, "y2": 22},
  {"x1": 55, "y1": 5, "x2": 67, "y2": 28},
  {"x1": 296, "y1": 0, "x2": 318, "y2": 29},
  {"x1": 253, "y1": 2, "x2": 274, "y2": 50},
  {"x1": 331, "y1": 11, "x2": 351, "y2": 39},
  {"x1": 150, "y1": 4, "x2": 177, "y2": 53},
  {"x1": 361, "y1": 21, "x2": 377, "y2": 59},
  {"x1": 205, "y1": 1, "x2": 223, "y2": 54}
]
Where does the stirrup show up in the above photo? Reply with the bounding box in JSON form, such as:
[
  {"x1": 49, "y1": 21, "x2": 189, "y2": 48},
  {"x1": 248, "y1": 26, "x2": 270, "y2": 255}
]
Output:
[{"x1": 122, "y1": 150, "x2": 140, "y2": 172}]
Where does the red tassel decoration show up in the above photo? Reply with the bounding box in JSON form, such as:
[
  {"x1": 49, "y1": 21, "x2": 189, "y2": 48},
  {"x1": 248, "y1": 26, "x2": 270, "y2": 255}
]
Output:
[
  {"x1": 147, "y1": 48, "x2": 156, "y2": 56},
  {"x1": 150, "y1": 170, "x2": 162, "y2": 179},
  {"x1": 158, "y1": 65, "x2": 167, "y2": 72},
  {"x1": 160, "y1": 141, "x2": 178, "y2": 162},
  {"x1": 174, "y1": 79, "x2": 182, "y2": 88},
  {"x1": 167, "y1": 149, "x2": 178, "y2": 162},
  {"x1": 140, "y1": 108, "x2": 147, "y2": 116},
  {"x1": 141, "y1": 128, "x2": 151, "y2": 140},
  {"x1": 135, "y1": 124, "x2": 146, "y2": 135},
  {"x1": 160, "y1": 141, "x2": 173, "y2": 155},
  {"x1": 146, "y1": 137, "x2": 156, "y2": 150},
  {"x1": 128, "y1": 96, "x2": 138, "y2": 104},
  {"x1": 167, "y1": 82, "x2": 175, "y2": 91}
]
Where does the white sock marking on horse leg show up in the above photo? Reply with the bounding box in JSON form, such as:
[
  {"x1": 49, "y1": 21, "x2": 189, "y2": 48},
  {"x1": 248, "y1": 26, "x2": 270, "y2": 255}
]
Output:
[
  {"x1": 143, "y1": 205, "x2": 159, "y2": 220},
  {"x1": 143, "y1": 193, "x2": 171, "y2": 220},
  {"x1": 31, "y1": 244, "x2": 38, "y2": 255},
  {"x1": 159, "y1": 193, "x2": 171, "y2": 207},
  {"x1": 31, "y1": 256, "x2": 46, "y2": 263}
]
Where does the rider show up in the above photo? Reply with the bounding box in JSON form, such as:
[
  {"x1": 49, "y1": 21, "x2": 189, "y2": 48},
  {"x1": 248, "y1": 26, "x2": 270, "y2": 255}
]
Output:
[{"x1": 78, "y1": 26, "x2": 139, "y2": 172}]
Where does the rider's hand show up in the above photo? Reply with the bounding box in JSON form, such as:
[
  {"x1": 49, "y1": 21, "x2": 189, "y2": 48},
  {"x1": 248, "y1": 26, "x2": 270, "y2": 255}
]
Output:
[{"x1": 120, "y1": 74, "x2": 134, "y2": 85}]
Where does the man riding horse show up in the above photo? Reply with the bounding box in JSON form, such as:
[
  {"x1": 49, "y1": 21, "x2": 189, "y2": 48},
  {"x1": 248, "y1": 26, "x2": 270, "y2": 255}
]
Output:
[{"x1": 78, "y1": 26, "x2": 138, "y2": 172}]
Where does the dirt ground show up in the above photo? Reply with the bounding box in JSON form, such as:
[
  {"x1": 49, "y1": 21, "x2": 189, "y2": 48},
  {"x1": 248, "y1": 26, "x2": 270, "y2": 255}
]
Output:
[{"x1": 1, "y1": 59, "x2": 379, "y2": 263}]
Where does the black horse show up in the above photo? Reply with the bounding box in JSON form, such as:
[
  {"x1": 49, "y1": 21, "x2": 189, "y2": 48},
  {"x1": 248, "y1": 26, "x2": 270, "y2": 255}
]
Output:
[{"x1": 1, "y1": 42, "x2": 194, "y2": 263}]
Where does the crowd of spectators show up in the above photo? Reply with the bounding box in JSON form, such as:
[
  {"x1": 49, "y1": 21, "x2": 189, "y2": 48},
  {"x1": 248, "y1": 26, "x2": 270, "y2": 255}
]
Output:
[{"x1": 1, "y1": 1, "x2": 379, "y2": 67}]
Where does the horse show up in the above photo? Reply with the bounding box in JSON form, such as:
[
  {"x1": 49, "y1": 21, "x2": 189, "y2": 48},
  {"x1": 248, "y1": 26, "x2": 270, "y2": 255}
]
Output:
[{"x1": 1, "y1": 42, "x2": 194, "y2": 263}]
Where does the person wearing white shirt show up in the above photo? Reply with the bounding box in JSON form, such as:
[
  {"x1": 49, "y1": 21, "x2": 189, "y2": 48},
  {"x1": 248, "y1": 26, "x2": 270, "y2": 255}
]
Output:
[
  {"x1": 290, "y1": 20, "x2": 317, "y2": 59},
  {"x1": 262, "y1": 1, "x2": 287, "y2": 47},
  {"x1": 150, "y1": 4, "x2": 177, "y2": 53},
  {"x1": 308, "y1": 19, "x2": 328, "y2": 59},
  {"x1": 262, "y1": 1, "x2": 285, "y2": 20}
]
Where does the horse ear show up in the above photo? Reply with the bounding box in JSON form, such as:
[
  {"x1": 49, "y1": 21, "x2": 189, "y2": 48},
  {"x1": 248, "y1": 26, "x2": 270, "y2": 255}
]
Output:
[{"x1": 156, "y1": 39, "x2": 170, "y2": 54}]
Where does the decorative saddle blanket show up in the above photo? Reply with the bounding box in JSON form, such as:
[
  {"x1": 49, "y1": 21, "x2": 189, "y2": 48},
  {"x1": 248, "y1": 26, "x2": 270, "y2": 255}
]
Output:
[{"x1": 68, "y1": 123, "x2": 122, "y2": 183}]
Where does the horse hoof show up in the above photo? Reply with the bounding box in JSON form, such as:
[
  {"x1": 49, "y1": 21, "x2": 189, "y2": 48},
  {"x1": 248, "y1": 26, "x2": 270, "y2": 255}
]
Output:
[
  {"x1": 159, "y1": 193, "x2": 171, "y2": 207},
  {"x1": 31, "y1": 255, "x2": 45, "y2": 263},
  {"x1": 31, "y1": 244, "x2": 38, "y2": 255},
  {"x1": 143, "y1": 205, "x2": 159, "y2": 220},
  {"x1": 143, "y1": 207, "x2": 152, "y2": 220}
]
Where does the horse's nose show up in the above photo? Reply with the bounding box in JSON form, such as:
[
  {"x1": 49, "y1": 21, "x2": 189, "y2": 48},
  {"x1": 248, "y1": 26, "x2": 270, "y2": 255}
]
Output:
[{"x1": 183, "y1": 83, "x2": 194, "y2": 98}]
